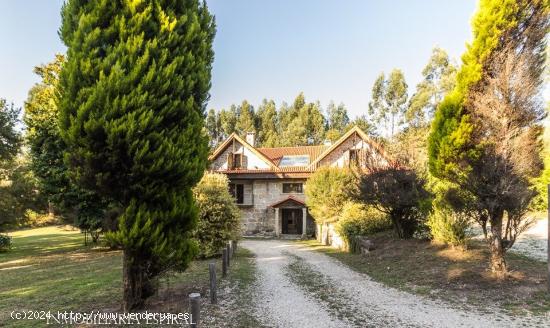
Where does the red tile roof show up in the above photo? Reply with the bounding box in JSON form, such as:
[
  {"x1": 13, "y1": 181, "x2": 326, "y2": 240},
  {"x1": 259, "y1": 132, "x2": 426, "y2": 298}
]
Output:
[
  {"x1": 209, "y1": 126, "x2": 392, "y2": 176},
  {"x1": 269, "y1": 195, "x2": 306, "y2": 208},
  {"x1": 256, "y1": 145, "x2": 328, "y2": 166}
]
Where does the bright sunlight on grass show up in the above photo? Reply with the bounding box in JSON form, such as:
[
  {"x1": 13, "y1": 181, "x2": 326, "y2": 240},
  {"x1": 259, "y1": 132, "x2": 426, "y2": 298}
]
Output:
[
  {"x1": 0, "y1": 226, "x2": 257, "y2": 328},
  {"x1": 0, "y1": 226, "x2": 122, "y2": 328}
]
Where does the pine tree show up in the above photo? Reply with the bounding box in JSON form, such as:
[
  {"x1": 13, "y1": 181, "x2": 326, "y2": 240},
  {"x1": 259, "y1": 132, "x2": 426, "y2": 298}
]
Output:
[{"x1": 58, "y1": 0, "x2": 215, "y2": 309}]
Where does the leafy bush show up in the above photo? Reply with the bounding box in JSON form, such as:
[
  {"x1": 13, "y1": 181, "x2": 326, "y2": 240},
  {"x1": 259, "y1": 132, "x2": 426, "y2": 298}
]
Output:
[
  {"x1": 0, "y1": 155, "x2": 48, "y2": 231},
  {"x1": 23, "y1": 210, "x2": 60, "y2": 227},
  {"x1": 193, "y1": 173, "x2": 240, "y2": 258},
  {"x1": 305, "y1": 167, "x2": 358, "y2": 224},
  {"x1": 0, "y1": 234, "x2": 12, "y2": 252},
  {"x1": 359, "y1": 167, "x2": 431, "y2": 239},
  {"x1": 531, "y1": 146, "x2": 549, "y2": 212},
  {"x1": 427, "y1": 200, "x2": 472, "y2": 248},
  {"x1": 336, "y1": 202, "x2": 391, "y2": 252},
  {"x1": 427, "y1": 181, "x2": 472, "y2": 248}
]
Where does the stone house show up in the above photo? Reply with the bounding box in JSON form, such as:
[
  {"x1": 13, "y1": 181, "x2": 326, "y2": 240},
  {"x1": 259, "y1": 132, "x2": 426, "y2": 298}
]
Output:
[{"x1": 208, "y1": 126, "x2": 389, "y2": 239}]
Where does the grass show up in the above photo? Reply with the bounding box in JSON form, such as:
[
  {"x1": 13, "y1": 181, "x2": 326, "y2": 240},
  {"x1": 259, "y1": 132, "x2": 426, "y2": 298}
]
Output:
[
  {"x1": 0, "y1": 226, "x2": 122, "y2": 328},
  {"x1": 215, "y1": 247, "x2": 264, "y2": 328},
  {"x1": 0, "y1": 226, "x2": 258, "y2": 328},
  {"x1": 301, "y1": 232, "x2": 550, "y2": 316}
]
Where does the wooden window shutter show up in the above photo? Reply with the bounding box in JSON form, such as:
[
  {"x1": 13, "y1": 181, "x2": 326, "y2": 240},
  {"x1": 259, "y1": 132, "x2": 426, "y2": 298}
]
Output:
[{"x1": 227, "y1": 152, "x2": 234, "y2": 169}]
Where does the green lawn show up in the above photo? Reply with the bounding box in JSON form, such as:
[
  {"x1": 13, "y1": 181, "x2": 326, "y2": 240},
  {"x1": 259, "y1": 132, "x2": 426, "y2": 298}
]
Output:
[
  {"x1": 0, "y1": 226, "x2": 121, "y2": 327},
  {"x1": 0, "y1": 226, "x2": 257, "y2": 328}
]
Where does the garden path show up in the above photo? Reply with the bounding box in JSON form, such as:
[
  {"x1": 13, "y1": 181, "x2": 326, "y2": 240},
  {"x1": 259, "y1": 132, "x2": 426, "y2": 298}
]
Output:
[
  {"x1": 242, "y1": 239, "x2": 544, "y2": 328},
  {"x1": 510, "y1": 218, "x2": 548, "y2": 262}
]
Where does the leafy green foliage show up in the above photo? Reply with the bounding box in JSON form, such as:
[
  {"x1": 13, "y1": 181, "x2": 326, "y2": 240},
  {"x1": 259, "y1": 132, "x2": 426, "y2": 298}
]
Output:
[
  {"x1": 428, "y1": 0, "x2": 538, "y2": 181},
  {"x1": 205, "y1": 108, "x2": 222, "y2": 147},
  {"x1": 24, "y1": 54, "x2": 106, "y2": 238},
  {"x1": 281, "y1": 96, "x2": 326, "y2": 146},
  {"x1": 255, "y1": 99, "x2": 279, "y2": 147},
  {"x1": 327, "y1": 101, "x2": 350, "y2": 135},
  {"x1": 407, "y1": 47, "x2": 456, "y2": 127},
  {"x1": 0, "y1": 234, "x2": 11, "y2": 252},
  {"x1": 207, "y1": 92, "x2": 375, "y2": 148},
  {"x1": 428, "y1": 0, "x2": 549, "y2": 274},
  {"x1": 0, "y1": 155, "x2": 48, "y2": 231},
  {"x1": 24, "y1": 55, "x2": 70, "y2": 208},
  {"x1": 235, "y1": 100, "x2": 256, "y2": 136},
  {"x1": 193, "y1": 173, "x2": 240, "y2": 258},
  {"x1": 0, "y1": 99, "x2": 21, "y2": 172},
  {"x1": 427, "y1": 182, "x2": 472, "y2": 248},
  {"x1": 58, "y1": 0, "x2": 215, "y2": 309},
  {"x1": 305, "y1": 167, "x2": 358, "y2": 224},
  {"x1": 336, "y1": 202, "x2": 392, "y2": 252},
  {"x1": 368, "y1": 69, "x2": 408, "y2": 137},
  {"x1": 359, "y1": 167, "x2": 431, "y2": 239},
  {"x1": 349, "y1": 115, "x2": 376, "y2": 137},
  {"x1": 531, "y1": 128, "x2": 550, "y2": 211}
]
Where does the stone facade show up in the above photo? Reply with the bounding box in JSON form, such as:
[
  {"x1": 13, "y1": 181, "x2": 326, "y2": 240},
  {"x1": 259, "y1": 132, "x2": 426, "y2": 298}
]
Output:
[
  {"x1": 209, "y1": 127, "x2": 388, "y2": 240},
  {"x1": 234, "y1": 179, "x2": 315, "y2": 236}
]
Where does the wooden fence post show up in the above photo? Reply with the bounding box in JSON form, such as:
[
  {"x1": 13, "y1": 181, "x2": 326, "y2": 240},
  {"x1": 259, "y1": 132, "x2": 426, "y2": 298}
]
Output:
[
  {"x1": 233, "y1": 240, "x2": 238, "y2": 256},
  {"x1": 189, "y1": 292, "x2": 200, "y2": 328},
  {"x1": 222, "y1": 248, "x2": 228, "y2": 277},
  {"x1": 226, "y1": 244, "x2": 231, "y2": 267},
  {"x1": 208, "y1": 262, "x2": 217, "y2": 304}
]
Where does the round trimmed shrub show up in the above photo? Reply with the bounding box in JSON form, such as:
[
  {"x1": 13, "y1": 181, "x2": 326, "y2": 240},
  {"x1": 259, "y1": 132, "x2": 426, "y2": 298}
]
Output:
[{"x1": 336, "y1": 202, "x2": 392, "y2": 252}]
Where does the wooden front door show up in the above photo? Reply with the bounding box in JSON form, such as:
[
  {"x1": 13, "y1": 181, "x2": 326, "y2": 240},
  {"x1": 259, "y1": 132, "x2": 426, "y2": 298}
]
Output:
[{"x1": 282, "y1": 208, "x2": 303, "y2": 235}]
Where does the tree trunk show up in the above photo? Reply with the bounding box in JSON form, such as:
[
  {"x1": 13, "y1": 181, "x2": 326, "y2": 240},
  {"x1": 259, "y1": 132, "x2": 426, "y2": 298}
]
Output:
[
  {"x1": 48, "y1": 201, "x2": 55, "y2": 218},
  {"x1": 122, "y1": 250, "x2": 145, "y2": 312},
  {"x1": 490, "y1": 243, "x2": 507, "y2": 275},
  {"x1": 390, "y1": 213, "x2": 404, "y2": 239},
  {"x1": 488, "y1": 209, "x2": 507, "y2": 276}
]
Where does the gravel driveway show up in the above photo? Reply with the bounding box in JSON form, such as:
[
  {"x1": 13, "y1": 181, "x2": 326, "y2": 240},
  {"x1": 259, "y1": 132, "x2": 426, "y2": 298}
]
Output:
[
  {"x1": 242, "y1": 239, "x2": 545, "y2": 328},
  {"x1": 511, "y1": 218, "x2": 548, "y2": 261}
]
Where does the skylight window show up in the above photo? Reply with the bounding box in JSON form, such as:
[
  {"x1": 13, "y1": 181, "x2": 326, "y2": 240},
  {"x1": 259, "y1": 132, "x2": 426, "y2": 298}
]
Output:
[{"x1": 279, "y1": 155, "x2": 310, "y2": 167}]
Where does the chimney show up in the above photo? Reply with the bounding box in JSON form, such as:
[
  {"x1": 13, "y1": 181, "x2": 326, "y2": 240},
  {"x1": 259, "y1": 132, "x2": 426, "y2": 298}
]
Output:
[{"x1": 246, "y1": 132, "x2": 256, "y2": 146}]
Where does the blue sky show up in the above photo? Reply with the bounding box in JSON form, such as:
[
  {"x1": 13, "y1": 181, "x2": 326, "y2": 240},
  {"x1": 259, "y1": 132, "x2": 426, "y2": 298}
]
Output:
[{"x1": 0, "y1": 0, "x2": 478, "y2": 118}]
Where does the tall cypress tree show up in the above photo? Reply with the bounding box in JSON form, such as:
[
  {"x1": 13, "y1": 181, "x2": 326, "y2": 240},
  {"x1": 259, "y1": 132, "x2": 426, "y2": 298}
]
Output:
[{"x1": 58, "y1": 0, "x2": 215, "y2": 310}]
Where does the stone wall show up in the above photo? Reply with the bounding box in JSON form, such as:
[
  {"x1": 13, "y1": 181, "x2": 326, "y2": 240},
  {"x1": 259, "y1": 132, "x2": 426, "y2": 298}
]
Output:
[{"x1": 235, "y1": 179, "x2": 309, "y2": 236}]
